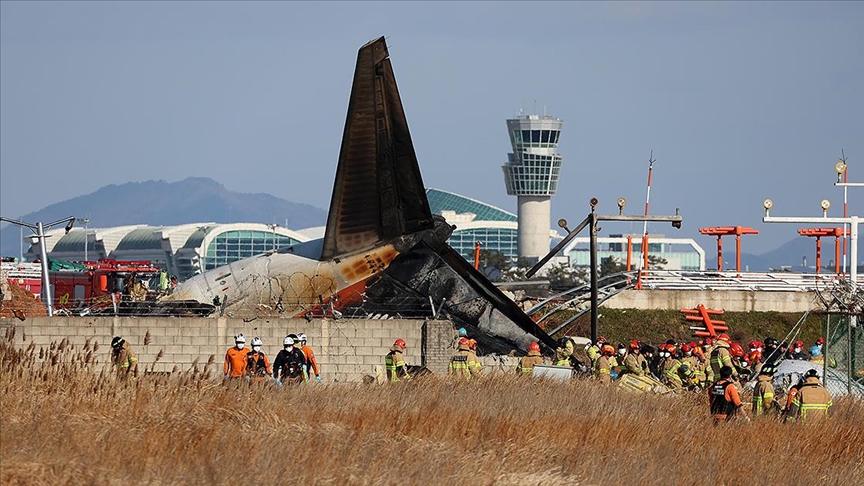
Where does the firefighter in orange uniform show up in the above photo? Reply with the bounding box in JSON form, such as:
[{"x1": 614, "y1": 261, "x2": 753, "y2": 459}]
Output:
[
  {"x1": 298, "y1": 333, "x2": 321, "y2": 382},
  {"x1": 245, "y1": 337, "x2": 272, "y2": 383},
  {"x1": 224, "y1": 333, "x2": 250, "y2": 379}
]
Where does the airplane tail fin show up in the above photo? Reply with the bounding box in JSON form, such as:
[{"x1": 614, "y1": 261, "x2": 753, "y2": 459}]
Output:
[{"x1": 321, "y1": 37, "x2": 433, "y2": 260}]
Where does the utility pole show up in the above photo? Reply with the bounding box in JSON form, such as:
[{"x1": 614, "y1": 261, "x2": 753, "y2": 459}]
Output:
[
  {"x1": 77, "y1": 217, "x2": 91, "y2": 261},
  {"x1": 527, "y1": 197, "x2": 683, "y2": 343},
  {"x1": 0, "y1": 216, "x2": 76, "y2": 316}
]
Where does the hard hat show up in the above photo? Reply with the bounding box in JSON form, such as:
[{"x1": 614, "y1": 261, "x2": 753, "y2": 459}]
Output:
[
  {"x1": 597, "y1": 336, "x2": 607, "y2": 344},
  {"x1": 601, "y1": 344, "x2": 615, "y2": 356},
  {"x1": 629, "y1": 340, "x2": 640, "y2": 350},
  {"x1": 729, "y1": 343, "x2": 744, "y2": 358},
  {"x1": 804, "y1": 368, "x2": 819, "y2": 379},
  {"x1": 760, "y1": 364, "x2": 776, "y2": 376},
  {"x1": 681, "y1": 344, "x2": 692, "y2": 353},
  {"x1": 459, "y1": 337, "x2": 469, "y2": 346},
  {"x1": 111, "y1": 336, "x2": 125, "y2": 348},
  {"x1": 287, "y1": 333, "x2": 299, "y2": 342},
  {"x1": 394, "y1": 338, "x2": 407, "y2": 349},
  {"x1": 764, "y1": 337, "x2": 778, "y2": 347},
  {"x1": 528, "y1": 342, "x2": 540, "y2": 352},
  {"x1": 794, "y1": 340, "x2": 804, "y2": 348},
  {"x1": 557, "y1": 337, "x2": 570, "y2": 348},
  {"x1": 251, "y1": 337, "x2": 263, "y2": 347},
  {"x1": 667, "y1": 345, "x2": 677, "y2": 356},
  {"x1": 298, "y1": 333, "x2": 308, "y2": 342},
  {"x1": 234, "y1": 333, "x2": 246, "y2": 343},
  {"x1": 458, "y1": 327, "x2": 467, "y2": 336},
  {"x1": 467, "y1": 339, "x2": 477, "y2": 350},
  {"x1": 283, "y1": 336, "x2": 294, "y2": 346},
  {"x1": 816, "y1": 337, "x2": 825, "y2": 345},
  {"x1": 718, "y1": 333, "x2": 730, "y2": 343},
  {"x1": 703, "y1": 338, "x2": 713, "y2": 346},
  {"x1": 749, "y1": 340, "x2": 760, "y2": 349},
  {"x1": 809, "y1": 345, "x2": 822, "y2": 357}
]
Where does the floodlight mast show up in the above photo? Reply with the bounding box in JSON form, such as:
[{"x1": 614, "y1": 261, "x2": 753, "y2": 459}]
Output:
[
  {"x1": 526, "y1": 199, "x2": 682, "y2": 343},
  {"x1": 0, "y1": 216, "x2": 75, "y2": 316}
]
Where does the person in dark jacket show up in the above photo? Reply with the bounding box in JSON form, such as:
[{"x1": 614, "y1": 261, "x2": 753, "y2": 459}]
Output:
[{"x1": 272, "y1": 336, "x2": 307, "y2": 385}]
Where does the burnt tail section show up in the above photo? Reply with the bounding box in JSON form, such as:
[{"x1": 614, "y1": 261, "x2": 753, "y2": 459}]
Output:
[{"x1": 322, "y1": 36, "x2": 433, "y2": 260}]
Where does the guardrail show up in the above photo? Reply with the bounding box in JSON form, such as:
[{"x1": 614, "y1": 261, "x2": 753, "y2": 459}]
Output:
[{"x1": 637, "y1": 270, "x2": 864, "y2": 292}]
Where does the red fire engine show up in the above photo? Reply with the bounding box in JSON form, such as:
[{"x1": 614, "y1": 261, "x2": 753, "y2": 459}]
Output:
[{"x1": 51, "y1": 259, "x2": 163, "y2": 311}]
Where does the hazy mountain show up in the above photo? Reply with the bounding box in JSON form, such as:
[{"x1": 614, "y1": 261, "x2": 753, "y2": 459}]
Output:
[{"x1": 0, "y1": 177, "x2": 327, "y2": 256}]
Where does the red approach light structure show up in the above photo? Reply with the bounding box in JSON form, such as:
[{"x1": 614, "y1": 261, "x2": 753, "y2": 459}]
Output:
[
  {"x1": 797, "y1": 227, "x2": 849, "y2": 275},
  {"x1": 699, "y1": 226, "x2": 759, "y2": 275},
  {"x1": 681, "y1": 304, "x2": 728, "y2": 338}
]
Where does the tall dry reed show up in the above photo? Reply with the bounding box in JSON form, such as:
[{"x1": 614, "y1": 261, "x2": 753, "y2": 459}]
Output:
[{"x1": 1, "y1": 333, "x2": 862, "y2": 486}]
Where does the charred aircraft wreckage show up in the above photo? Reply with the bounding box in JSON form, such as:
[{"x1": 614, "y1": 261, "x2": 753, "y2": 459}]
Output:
[{"x1": 163, "y1": 36, "x2": 556, "y2": 353}]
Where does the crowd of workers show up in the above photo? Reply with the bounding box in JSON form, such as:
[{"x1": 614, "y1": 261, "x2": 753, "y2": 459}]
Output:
[{"x1": 107, "y1": 325, "x2": 835, "y2": 423}]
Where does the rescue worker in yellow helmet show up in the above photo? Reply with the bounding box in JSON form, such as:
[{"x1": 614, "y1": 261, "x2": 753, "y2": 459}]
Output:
[
  {"x1": 449, "y1": 337, "x2": 473, "y2": 380},
  {"x1": 517, "y1": 342, "x2": 544, "y2": 374},
  {"x1": 385, "y1": 339, "x2": 411, "y2": 382},
  {"x1": 111, "y1": 336, "x2": 139, "y2": 380},
  {"x1": 786, "y1": 369, "x2": 833, "y2": 423}
]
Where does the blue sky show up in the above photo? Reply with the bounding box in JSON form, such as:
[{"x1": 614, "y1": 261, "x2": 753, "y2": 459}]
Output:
[{"x1": 1, "y1": 1, "x2": 862, "y2": 254}]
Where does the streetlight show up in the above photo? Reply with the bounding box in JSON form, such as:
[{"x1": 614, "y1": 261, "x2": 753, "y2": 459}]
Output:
[
  {"x1": 266, "y1": 223, "x2": 278, "y2": 251},
  {"x1": 0, "y1": 215, "x2": 76, "y2": 316},
  {"x1": 76, "y1": 217, "x2": 91, "y2": 261}
]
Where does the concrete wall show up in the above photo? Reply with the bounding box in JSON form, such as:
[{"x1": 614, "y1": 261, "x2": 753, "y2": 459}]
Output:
[
  {"x1": 603, "y1": 289, "x2": 818, "y2": 313},
  {"x1": 517, "y1": 196, "x2": 551, "y2": 260},
  {"x1": 0, "y1": 317, "x2": 457, "y2": 383}
]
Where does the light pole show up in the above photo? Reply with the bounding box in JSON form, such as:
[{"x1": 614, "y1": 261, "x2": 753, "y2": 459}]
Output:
[
  {"x1": 526, "y1": 197, "x2": 683, "y2": 343},
  {"x1": 0, "y1": 215, "x2": 76, "y2": 316},
  {"x1": 266, "y1": 223, "x2": 278, "y2": 251},
  {"x1": 77, "y1": 217, "x2": 91, "y2": 261}
]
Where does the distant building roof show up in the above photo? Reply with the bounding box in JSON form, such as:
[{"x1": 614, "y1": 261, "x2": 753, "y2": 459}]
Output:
[{"x1": 426, "y1": 188, "x2": 517, "y2": 222}]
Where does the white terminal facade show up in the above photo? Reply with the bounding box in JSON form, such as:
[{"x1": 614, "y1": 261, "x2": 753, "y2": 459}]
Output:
[{"x1": 502, "y1": 114, "x2": 564, "y2": 261}]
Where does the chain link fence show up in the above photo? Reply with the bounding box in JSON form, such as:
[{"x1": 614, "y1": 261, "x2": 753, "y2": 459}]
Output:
[{"x1": 824, "y1": 313, "x2": 864, "y2": 396}]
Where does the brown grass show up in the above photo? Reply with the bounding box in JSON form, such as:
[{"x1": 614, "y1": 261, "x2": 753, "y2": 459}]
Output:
[{"x1": 1, "y1": 334, "x2": 862, "y2": 486}]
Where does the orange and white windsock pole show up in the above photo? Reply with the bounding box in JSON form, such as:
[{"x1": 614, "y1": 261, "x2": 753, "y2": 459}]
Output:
[{"x1": 636, "y1": 152, "x2": 655, "y2": 289}]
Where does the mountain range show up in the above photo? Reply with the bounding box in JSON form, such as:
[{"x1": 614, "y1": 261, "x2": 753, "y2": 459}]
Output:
[
  {"x1": 0, "y1": 177, "x2": 838, "y2": 272},
  {"x1": 0, "y1": 177, "x2": 327, "y2": 256}
]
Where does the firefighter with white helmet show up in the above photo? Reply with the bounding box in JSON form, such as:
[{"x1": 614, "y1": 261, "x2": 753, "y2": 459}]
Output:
[
  {"x1": 273, "y1": 335, "x2": 307, "y2": 385},
  {"x1": 298, "y1": 333, "x2": 321, "y2": 382},
  {"x1": 245, "y1": 337, "x2": 272, "y2": 382},
  {"x1": 223, "y1": 333, "x2": 249, "y2": 379}
]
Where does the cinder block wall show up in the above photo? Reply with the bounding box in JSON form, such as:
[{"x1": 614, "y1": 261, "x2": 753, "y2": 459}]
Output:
[{"x1": 0, "y1": 317, "x2": 458, "y2": 383}]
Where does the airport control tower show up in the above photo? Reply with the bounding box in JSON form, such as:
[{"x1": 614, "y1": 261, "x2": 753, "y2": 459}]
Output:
[{"x1": 502, "y1": 114, "x2": 564, "y2": 262}]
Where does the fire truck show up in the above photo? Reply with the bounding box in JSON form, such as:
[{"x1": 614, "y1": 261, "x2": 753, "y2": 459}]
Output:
[{"x1": 50, "y1": 259, "x2": 164, "y2": 312}]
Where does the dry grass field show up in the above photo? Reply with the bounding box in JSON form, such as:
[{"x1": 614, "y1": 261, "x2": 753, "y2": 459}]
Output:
[{"x1": 2, "y1": 334, "x2": 862, "y2": 486}]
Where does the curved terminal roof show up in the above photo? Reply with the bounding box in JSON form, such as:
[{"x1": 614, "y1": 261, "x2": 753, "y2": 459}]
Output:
[{"x1": 427, "y1": 188, "x2": 516, "y2": 222}]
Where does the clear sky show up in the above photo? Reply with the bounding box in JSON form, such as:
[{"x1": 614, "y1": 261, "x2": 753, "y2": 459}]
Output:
[{"x1": 1, "y1": 1, "x2": 862, "y2": 254}]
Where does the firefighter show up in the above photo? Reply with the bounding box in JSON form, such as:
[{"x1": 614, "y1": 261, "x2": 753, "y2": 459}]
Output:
[
  {"x1": 709, "y1": 366, "x2": 746, "y2": 424},
  {"x1": 449, "y1": 337, "x2": 473, "y2": 380},
  {"x1": 681, "y1": 344, "x2": 704, "y2": 390},
  {"x1": 110, "y1": 336, "x2": 139, "y2": 380},
  {"x1": 594, "y1": 344, "x2": 616, "y2": 385},
  {"x1": 467, "y1": 339, "x2": 482, "y2": 377},
  {"x1": 385, "y1": 339, "x2": 412, "y2": 382},
  {"x1": 752, "y1": 365, "x2": 777, "y2": 417},
  {"x1": 763, "y1": 337, "x2": 783, "y2": 366},
  {"x1": 273, "y1": 336, "x2": 306, "y2": 385},
  {"x1": 245, "y1": 337, "x2": 272, "y2": 383},
  {"x1": 554, "y1": 337, "x2": 572, "y2": 366},
  {"x1": 789, "y1": 340, "x2": 807, "y2": 360},
  {"x1": 622, "y1": 340, "x2": 647, "y2": 376},
  {"x1": 517, "y1": 342, "x2": 544, "y2": 375},
  {"x1": 660, "y1": 345, "x2": 686, "y2": 390},
  {"x1": 586, "y1": 336, "x2": 607, "y2": 368},
  {"x1": 729, "y1": 342, "x2": 751, "y2": 381},
  {"x1": 298, "y1": 333, "x2": 321, "y2": 382},
  {"x1": 223, "y1": 333, "x2": 250, "y2": 380},
  {"x1": 707, "y1": 334, "x2": 737, "y2": 383},
  {"x1": 809, "y1": 345, "x2": 824, "y2": 364},
  {"x1": 786, "y1": 369, "x2": 833, "y2": 423}
]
